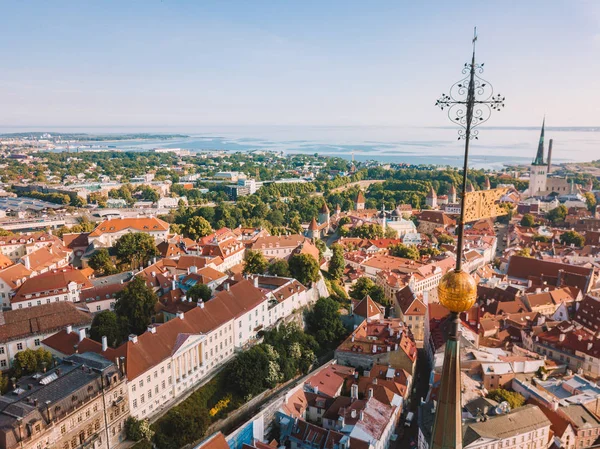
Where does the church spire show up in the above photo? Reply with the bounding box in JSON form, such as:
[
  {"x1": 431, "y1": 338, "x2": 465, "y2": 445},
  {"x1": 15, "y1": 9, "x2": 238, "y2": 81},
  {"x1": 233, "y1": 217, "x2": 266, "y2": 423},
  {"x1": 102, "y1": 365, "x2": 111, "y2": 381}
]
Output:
[{"x1": 533, "y1": 117, "x2": 546, "y2": 166}]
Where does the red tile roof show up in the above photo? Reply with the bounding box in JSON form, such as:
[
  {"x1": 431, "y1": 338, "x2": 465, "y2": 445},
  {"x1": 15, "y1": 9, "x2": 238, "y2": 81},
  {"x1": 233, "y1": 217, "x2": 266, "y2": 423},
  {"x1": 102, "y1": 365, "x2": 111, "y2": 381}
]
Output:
[
  {"x1": 0, "y1": 302, "x2": 92, "y2": 343},
  {"x1": 89, "y1": 217, "x2": 169, "y2": 237},
  {"x1": 12, "y1": 267, "x2": 93, "y2": 303}
]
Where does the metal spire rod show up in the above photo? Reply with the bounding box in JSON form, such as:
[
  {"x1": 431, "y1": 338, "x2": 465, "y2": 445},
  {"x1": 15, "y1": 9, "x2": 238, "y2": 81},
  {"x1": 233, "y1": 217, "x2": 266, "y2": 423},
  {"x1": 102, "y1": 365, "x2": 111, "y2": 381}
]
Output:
[{"x1": 435, "y1": 27, "x2": 505, "y2": 273}]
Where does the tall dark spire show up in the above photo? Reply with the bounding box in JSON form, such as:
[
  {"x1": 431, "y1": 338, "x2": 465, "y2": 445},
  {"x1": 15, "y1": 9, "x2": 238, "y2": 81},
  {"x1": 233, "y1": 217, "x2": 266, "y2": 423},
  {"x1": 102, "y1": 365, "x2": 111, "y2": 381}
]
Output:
[{"x1": 533, "y1": 117, "x2": 545, "y2": 166}]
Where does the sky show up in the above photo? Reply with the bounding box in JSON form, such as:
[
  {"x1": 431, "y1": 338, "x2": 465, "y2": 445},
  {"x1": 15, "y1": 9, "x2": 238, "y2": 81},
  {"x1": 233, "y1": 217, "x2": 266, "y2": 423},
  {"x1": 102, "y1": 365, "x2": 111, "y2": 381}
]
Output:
[{"x1": 1, "y1": 0, "x2": 599, "y2": 128}]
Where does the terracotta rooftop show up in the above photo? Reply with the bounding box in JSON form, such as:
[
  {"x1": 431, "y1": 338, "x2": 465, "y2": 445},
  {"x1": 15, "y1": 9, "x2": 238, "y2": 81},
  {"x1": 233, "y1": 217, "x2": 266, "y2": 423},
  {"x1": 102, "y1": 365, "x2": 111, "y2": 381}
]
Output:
[
  {"x1": 12, "y1": 267, "x2": 93, "y2": 303},
  {"x1": 0, "y1": 302, "x2": 92, "y2": 344},
  {"x1": 89, "y1": 216, "x2": 169, "y2": 237}
]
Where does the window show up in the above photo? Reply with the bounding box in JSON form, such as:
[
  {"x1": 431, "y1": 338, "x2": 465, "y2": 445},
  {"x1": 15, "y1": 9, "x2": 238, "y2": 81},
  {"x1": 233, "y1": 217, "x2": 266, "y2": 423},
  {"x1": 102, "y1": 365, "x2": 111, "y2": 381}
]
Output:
[
  {"x1": 0, "y1": 360, "x2": 6, "y2": 368},
  {"x1": 133, "y1": 399, "x2": 137, "y2": 408},
  {"x1": 155, "y1": 386, "x2": 159, "y2": 394},
  {"x1": 154, "y1": 371, "x2": 157, "y2": 378},
  {"x1": 139, "y1": 379, "x2": 143, "y2": 387},
  {"x1": 132, "y1": 384, "x2": 136, "y2": 392},
  {"x1": 148, "y1": 390, "x2": 152, "y2": 399},
  {"x1": 162, "y1": 380, "x2": 165, "y2": 389},
  {"x1": 16, "y1": 343, "x2": 23, "y2": 351},
  {"x1": 34, "y1": 339, "x2": 40, "y2": 346},
  {"x1": 161, "y1": 367, "x2": 164, "y2": 374},
  {"x1": 96, "y1": 305, "x2": 101, "y2": 311},
  {"x1": 95, "y1": 420, "x2": 100, "y2": 430},
  {"x1": 140, "y1": 394, "x2": 145, "y2": 404},
  {"x1": 0, "y1": 347, "x2": 4, "y2": 354},
  {"x1": 168, "y1": 376, "x2": 172, "y2": 385},
  {"x1": 147, "y1": 375, "x2": 150, "y2": 383},
  {"x1": 61, "y1": 425, "x2": 66, "y2": 434}
]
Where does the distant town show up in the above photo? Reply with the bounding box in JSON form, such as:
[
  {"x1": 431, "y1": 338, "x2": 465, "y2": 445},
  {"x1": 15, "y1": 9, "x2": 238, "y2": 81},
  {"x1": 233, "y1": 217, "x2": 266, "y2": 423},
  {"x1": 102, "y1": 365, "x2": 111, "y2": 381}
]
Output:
[{"x1": 1, "y1": 121, "x2": 600, "y2": 449}]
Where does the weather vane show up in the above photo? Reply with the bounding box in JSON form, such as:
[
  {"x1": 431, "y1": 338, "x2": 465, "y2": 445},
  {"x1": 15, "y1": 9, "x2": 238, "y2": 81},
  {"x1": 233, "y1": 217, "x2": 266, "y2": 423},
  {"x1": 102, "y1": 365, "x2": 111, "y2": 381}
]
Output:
[{"x1": 431, "y1": 29, "x2": 506, "y2": 449}]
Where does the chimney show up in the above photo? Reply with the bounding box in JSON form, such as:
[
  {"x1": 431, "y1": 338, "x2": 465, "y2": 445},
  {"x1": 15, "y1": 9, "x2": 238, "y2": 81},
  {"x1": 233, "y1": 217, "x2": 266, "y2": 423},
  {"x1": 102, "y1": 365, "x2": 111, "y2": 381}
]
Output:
[
  {"x1": 172, "y1": 279, "x2": 177, "y2": 290},
  {"x1": 177, "y1": 311, "x2": 184, "y2": 320},
  {"x1": 547, "y1": 139, "x2": 553, "y2": 173},
  {"x1": 350, "y1": 384, "x2": 359, "y2": 401},
  {"x1": 559, "y1": 333, "x2": 565, "y2": 342},
  {"x1": 359, "y1": 410, "x2": 364, "y2": 420},
  {"x1": 128, "y1": 334, "x2": 138, "y2": 344},
  {"x1": 66, "y1": 325, "x2": 73, "y2": 335},
  {"x1": 368, "y1": 388, "x2": 373, "y2": 399},
  {"x1": 224, "y1": 282, "x2": 230, "y2": 291},
  {"x1": 198, "y1": 300, "x2": 205, "y2": 309},
  {"x1": 23, "y1": 256, "x2": 30, "y2": 270},
  {"x1": 588, "y1": 342, "x2": 593, "y2": 351},
  {"x1": 254, "y1": 276, "x2": 259, "y2": 288},
  {"x1": 119, "y1": 357, "x2": 126, "y2": 376},
  {"x1": 73, "y1": 344, "x2": 78, "y2": 354},
  {"x1": 147, "y1": 325, "x2": 157, "y2": 334},
  {"x1": 78, "y1": 328, "x2": 86, "y2": 342}
]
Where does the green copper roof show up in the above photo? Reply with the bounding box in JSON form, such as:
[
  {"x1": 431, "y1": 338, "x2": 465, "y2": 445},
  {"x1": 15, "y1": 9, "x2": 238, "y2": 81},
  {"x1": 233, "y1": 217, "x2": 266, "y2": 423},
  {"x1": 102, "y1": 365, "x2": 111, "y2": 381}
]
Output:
[
  {"x1": 532, "y1": 118, "x2": 546, "y2": 166},
  {"x1": 431, "y1": 318, "x2": 463, "y2": 449}
]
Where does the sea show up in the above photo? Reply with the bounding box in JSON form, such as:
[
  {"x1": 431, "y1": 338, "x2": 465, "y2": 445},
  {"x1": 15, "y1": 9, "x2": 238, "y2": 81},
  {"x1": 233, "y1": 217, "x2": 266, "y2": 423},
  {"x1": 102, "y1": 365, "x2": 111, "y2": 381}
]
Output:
[{"x1": 3, "y1": 125, "x2": 600, "y2": 171}]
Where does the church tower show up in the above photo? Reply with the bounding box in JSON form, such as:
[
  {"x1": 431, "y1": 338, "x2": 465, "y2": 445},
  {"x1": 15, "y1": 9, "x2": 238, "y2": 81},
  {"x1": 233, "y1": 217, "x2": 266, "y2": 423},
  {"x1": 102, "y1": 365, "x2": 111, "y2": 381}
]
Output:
[
  {"x1": 448, "y1": 184, "x2": 457, "y2": 204},
  {"x1": 318, "y1": 202, "x2": 330, "y2": 226},
  {"x1": 426, "y1": 185, "x2": 438, "y2": 208},
  {"x1": 529, "y1": 118, "x2": 548, "y2": 196},
  {"x1": 355, "y1": 191, "x2": 366, "y2": 211}
]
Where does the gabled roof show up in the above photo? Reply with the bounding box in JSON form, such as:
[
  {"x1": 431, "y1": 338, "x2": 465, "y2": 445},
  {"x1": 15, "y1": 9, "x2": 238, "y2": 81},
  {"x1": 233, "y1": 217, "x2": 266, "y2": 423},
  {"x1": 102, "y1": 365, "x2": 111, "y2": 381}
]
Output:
[
  {"x1": 89, "y1": 217, "x2": 169, "y2": 237},
  {"x1": 395, "y1": 285, "x2": 426, "y2": 316},
  {"x1": 353, "y1": 295, "x2": 384, "y2": 319},
  {"x1": 12, "y1": 267, "x2": 93, "y2": 303},
  {"x1": 0, "y1": 302, "x2": 92, "y2": 343}
]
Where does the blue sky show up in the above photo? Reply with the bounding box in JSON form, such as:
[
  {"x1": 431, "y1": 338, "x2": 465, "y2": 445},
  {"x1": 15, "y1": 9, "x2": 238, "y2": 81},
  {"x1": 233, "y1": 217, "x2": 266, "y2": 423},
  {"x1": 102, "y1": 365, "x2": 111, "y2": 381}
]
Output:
[{"x1": 1, "y1": 0, "x2": 599, "y2": 128}]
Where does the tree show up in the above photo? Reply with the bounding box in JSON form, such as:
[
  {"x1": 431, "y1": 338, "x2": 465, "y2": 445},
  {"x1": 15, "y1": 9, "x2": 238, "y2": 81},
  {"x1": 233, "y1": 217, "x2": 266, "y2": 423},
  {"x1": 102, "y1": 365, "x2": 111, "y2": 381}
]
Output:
[
  {"x1": 560, "y1": 230, "x2": 585, "y2": 247},
  {"x1": 436, "y1": 233, "x2": 454, "y2": 245},
  {"x1": 13, "y1": 348, "x2": 53, "y2": 377},
  {"x1": 0, "y1": 228, "x2": 12, "y2": 236},
  {"x1": 520, "y1": 213, "x2": 535, "y2": 227},
  {"x1": 89, "y1": 192, "x2": 108, "y2": 208},
  {"x1": 349, "y1": 277, "x2": 376, "y2": 300},
  {"x1": 351, "y1": 223, "x2": 384, "y2": 239},
  {"x1": 389, "y1": 242, "x2": 420, "y2": 260},
  {"x1": 384, "y1": 227, "x2": 398, "y2": 239},
  {"x1": 328, "y1": 244, "x2": 345, "y2": 280},
  {"x1": 90, "y1": 310, "x2": 127, "y2": 348},
  {"x1": 289, "y1": 253, "x2": 320, "y2": 286},
  {"x1": 487, "y1": 389, "x2": 525, "y2": 409},
  {"x1": 187, "y1": 283, "x2": 212, "y2": 302},
  {"x1": 314, "y1": 239, "x2": 327, "y2": 259},
  {"x1": 125, "y1": 417, "x2": 154, "y2": 442},
  {"x1": 114, "y1": 232, "x2": 159, "y2": 268},
  {"x1": 532, "y1": 234, "x2": 551, "y2": 243},
  {"x1": 516, "y1": 247, "x2": 532, "y2": 258},
  {"x1": 349, "y1": 276, "x2": 388, "y2": 306},
  {"x1": 243, "y1": 250, "x2": 268, "y2": 275},
  {"x1": 306, "y1": 297, "x2": 346, "y2": 349},
  {"x1": 114, "y1": 276, "x2": 158, "y2": 335},
  {"x1": 228, "y1": 346, "x2": 271, "y2": 398},
  {"x1": 268, "y1": 259, "x2": 291, "y2": 277},
  {"x1": 183, "y1": 216, "x2": 213, "y2": 240},
  {"x1": 546, "y1": 205, "x2": 568, "y2": 224},
  {"x1": 154, "y1": 408, "x2": 210, "y2": 449},
  {"x1": 585, "y1": 192, "x2": 597, "y2": 213},
  {"x1": 88, "y1": 248, "x2": 117, "y2": 276}
]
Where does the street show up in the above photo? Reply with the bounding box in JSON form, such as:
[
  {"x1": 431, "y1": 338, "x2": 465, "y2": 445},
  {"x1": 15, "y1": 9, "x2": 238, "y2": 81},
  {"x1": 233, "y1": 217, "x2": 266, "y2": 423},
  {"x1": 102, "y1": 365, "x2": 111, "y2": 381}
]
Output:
[{"x1": 392, "y1": 349, "x2": 431, "y2": 449}]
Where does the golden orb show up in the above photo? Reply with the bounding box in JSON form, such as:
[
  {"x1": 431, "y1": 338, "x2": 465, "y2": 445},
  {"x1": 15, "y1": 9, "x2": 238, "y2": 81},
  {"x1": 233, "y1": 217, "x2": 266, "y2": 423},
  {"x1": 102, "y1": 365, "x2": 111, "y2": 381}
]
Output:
[{"x1": 437, "y1": 269, "x2": 477, "y2": 313}]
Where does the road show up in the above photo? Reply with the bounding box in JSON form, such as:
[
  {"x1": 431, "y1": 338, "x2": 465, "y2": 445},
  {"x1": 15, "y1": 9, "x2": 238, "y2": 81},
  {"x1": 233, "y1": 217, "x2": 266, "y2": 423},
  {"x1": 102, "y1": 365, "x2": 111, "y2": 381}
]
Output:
[{"x1": 392, "y1": 349, "x2": 431, "y2": 449}]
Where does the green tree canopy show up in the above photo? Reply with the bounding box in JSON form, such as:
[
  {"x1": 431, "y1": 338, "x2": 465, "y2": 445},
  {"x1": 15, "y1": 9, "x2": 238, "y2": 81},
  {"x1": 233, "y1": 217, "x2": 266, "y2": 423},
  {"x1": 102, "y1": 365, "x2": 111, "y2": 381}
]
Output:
[
  {"x1": 114, "y1": 276, "x2": 158, "y2": 335},
  {"x1": 183, "y1": 216, "x2": 213, "y2": 240},
  {"x1": 328, "y1": 244, "x2": 345, "y2": 280},
  {"x1": 585, "y1": 192, "x2": 597, "y2": 213},
  {"x1": 289, "y1": 253, "x2": 320, "y2": 286},
  {"x1": 88, "y1": 248, "x2": 118, "y2": 276},
  {"x1": 267, "y1": 259, "x2": 291, "y2": 277},
  {"x1": 546, "y1": 205, "x2": 568, "y2": 224},
  {"x1": 153, "y1": 409, "x2": 210, "y2": 449},
  {"x1": 125, "y1": 417, "x2": 154, "y2": 442},
  {"x1": 305, "y1": 297, "x2": 346, "y2": 349},
  {"x1": 114, "y1": 232, "x2": 159, "y2": 269},
  {"x1": 186, "y1": 283, "x2": 212, "y2": 302},
  {"x1": 520, "y1": 213, "x2": 536, "y2": 227},
  {"x1": 243, "y1": 249, "x2": 268, "y2": 275},
  {"x1": 350, "y1": 223, "x2": 384, "y2": 239},
  {"x1": 560, "y1": 230, "x2": 585, "y2": 247},
  {"x1": 13, "y1": 348, "x2": 53, "y2": 378},
  {"x1": 90, "y1": 310, "x2": 127, "y2": 348},
  {"x1": 389, "y1": 242, "x2": 420, "y2": 260},
  {"x1": 349, "y1": 277, "x2": 375, "y2": 300},
  {"x1": 487, "y1": 388, "x2": 525, "y2": 409}
]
